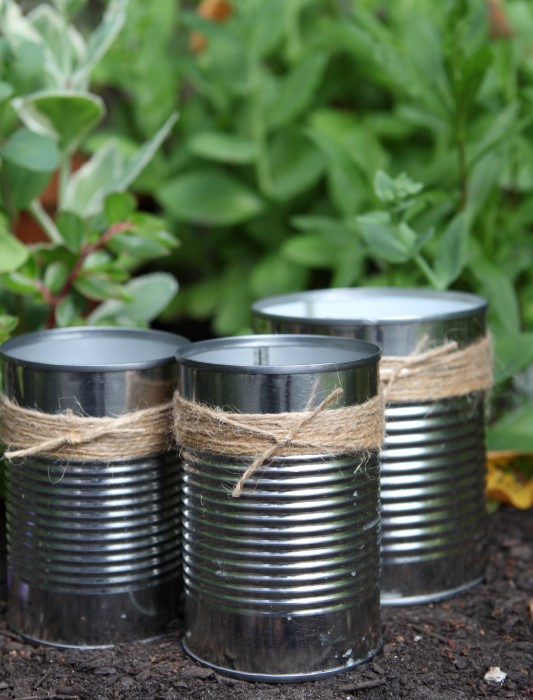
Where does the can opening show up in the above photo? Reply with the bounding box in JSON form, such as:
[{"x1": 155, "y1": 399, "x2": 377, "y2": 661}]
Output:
[
  {"x1": 257, "y1": 289, "x2": 485, "y2": 323},
  {"x1": 0, "y1": 327, "x2": 186, "y2": 370}
]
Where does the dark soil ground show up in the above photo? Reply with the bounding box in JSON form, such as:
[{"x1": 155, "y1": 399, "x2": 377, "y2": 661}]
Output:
[{"x1": 0, "y1": 504, "x2": 531, "y2": 700}]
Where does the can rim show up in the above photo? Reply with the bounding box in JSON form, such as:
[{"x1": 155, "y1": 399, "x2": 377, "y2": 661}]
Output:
[
  {"x1": 176, "y1": 334, "x2": 381, "y2": 375},
  {"x1": 252, "y1": 287, "x2": 488, "y2": 326},
  {"x1": 0, "y1": 326, "x2": 189, "y2": 372}
]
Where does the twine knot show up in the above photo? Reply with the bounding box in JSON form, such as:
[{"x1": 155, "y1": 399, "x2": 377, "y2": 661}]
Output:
[
  {"x1": 173, "y1": 387, "x2": 385, "y2": 497},
  {"x1": 380, "y1": 335, "x2": 493, "y2": 403},
  {"x1": 0, "y1": 395, "x2": 174, "y2": 462}
]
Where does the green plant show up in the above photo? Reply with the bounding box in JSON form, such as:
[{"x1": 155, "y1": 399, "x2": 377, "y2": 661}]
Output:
[
  {"x1": 95, "y1": 0, "x2": 533, "y2": 451},
  {"x1": 0, "y1": 0, "x2": 179, "y2": 342}
]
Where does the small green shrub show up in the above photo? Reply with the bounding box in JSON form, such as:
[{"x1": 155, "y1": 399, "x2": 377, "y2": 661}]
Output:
[{"x1": 0, "y1": 0, "x2": 179, "y2": 341}]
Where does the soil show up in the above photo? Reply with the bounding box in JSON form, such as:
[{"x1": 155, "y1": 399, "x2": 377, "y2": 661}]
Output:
[{"x1": 0, "y1": 504, "x2": 531, "y2": 700}]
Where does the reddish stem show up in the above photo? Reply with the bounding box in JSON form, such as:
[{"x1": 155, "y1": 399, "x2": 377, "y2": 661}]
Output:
[{"x1": 44, "y1": 222, "x2": 134, "y2": 329}]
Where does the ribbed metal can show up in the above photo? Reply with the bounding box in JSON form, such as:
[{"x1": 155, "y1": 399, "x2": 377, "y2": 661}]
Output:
[
  {"x1": 176, "y1": 334, "x2": 382, "y2": 681},
  {"x1": 252, "y1": 289, "x2": 489, "y2": 605},
  {"x1": 0, "y1": 326, "x2": 189, "y2": 647}
]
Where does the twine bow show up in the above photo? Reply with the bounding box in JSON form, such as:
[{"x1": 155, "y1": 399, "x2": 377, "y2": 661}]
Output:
[
  {"x1": 0, "y1": 395, "x2": 174, "y2": 461},
  {"x1": 173, "y1": 387, "x2": 385, "y2": 497}
]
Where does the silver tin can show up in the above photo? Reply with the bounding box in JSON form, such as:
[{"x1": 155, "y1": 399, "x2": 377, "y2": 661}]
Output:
[
  {"x1": 252, "y1": 289, "x2": 489, "y2": 605},
  {"x1": 0, "y1": 326, "x2": 189, "y2": 647},
  {"x1": 176, "y1": 335, "x2": 382, "y2": 681}
]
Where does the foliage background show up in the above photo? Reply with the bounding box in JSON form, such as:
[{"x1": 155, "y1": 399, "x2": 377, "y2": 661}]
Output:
[
  {"x1": 1, "y1": 0, "x2": 532, "y2": 458},
  {"x1": 94, "y1": 0, "x2": 533, "y2": 452}
]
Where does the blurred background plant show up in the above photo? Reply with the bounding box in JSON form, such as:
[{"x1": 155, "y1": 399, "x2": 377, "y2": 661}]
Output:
[
  {"x1": 0, "y1": 0, "x2": 179, "y2": 342},
  {"x1": 1, "y1": 0, "x2": 532, "y2": 503}
]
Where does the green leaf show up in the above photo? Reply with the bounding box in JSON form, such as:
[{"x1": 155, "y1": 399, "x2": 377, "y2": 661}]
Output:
[
  {"x1": 104, "y1": 191, "x2": 136, "y2": 224},
  {"x1": 12, "y1": 90, "x2": 105, "y2": 150},
  {"x1": 114, "y1": 112, "x2": 178, "y2": 192},
  {"x1": 0, "y1": 219, "x2": 29, "y2": 272},
  {"x1": 250, "y1": 253, "x2": 308, "y2": 298},
  {"x1": 185, "y1": 278, "x2": 220, "y2": 319},
  {"x1": 0, "y1": 314, "x2": 18, "y2": 343},
  {"x1": 43, "y1": 261, "x2": 69, "y2": 295},
  {"x1": 28, "y1": 4, "x2": 85, "y2": 85},
  {"x1": 494, "y1": 333, "x2": 533, "y2": 384},
  {"x1": 0, "y1": 128, "x2": 60, "y2": 172},
  {"x1": 308, "y1": 109, "x2": 383, "y2": 179},
  {"x1": 471, "y1": 257, "x2": 521, "y2": 334},
  {"x1": 188, "y1": 132, "x2": 257, "y2": 165},
  {"x1": 467, "y1": 102, "x2": 520, "y2": 167},
  {"x1": 128, "y1": 213, "x2": 178, "y2": 249},
  {"x1": 488, "y1": 404, "x2": 533, "y2": 452},
  {"x1": 7, "y1": 39, "x2": 45, "y2": 89},
  {"x1": 283, "y1": 234, "x2": 340, "y2": 268},
  {"x1": 106, "y1": 234, "x2": 170, "y2": 262},
  {"x1": 466, "y1": 151, "x2": 504, "y2": 219},
  {"x1": 0, "y1": 81, "x2": 14, "y2": 102},
  {"x1": 73, "y1": 273, "x2": 126, "y2": 301},
  {"x1": 1, "y1": 162, "x2": 51, "y2": 211},
  {"x1": 1, "y1": 272, "x2": 40, "y2": 296},
  {"x1": 331, "y1": 244, "x2": 366, "y2": 287},
  {"x1": 356, "y1": 211, "x2": 414, "y2": 263},
  {"x1": 82, "y1": 250, "x2": 113, "y2": 271},
  {"x1": 51, "y1": 0, "x2": 87, "y2": 20},
  {"x1": 266, "y1": 53, "x2": 328, "y2": 131},
  {"x1": 159, "y1": 170, "x2": 264, "y2": 227},
  {"x1": 55, "y1": 294, "x2": 84, "y2": 327},
  {"x1": 63, "y1": 116, "x2": 177, "y2": 218},
  {"x1": 55, "y1": 211, "x2": 86, "y2": 253},
  {"x1": 61, "y1": 141, "x2": 123, "y2": 216},
  {"x1": 72, "y1": 0, "x2": 127, "y2": 84},
  {"x1": 433, "y1": 213, "x2": 469, "y2": 288},
  {"x1": 306, "y1": 122, "x2": 369, "y2": 216},
  {"x1": 374, "y1": 170, "x2": 424, "y2": 205},
  {"x1": 454, "y1": 45, "x2": 492, "y2": 112},
  {"x1": 268, "y1": 130, "x2": 324, "y2": 201},
  {"x1": 213, "y1": 266, "x2": 253, "y2": 335},
  {"x1": 247, "y1": 0, "x2": 290, "y2": 58},
  {"x1": 87, "y1": 272, "x2": 178, "y2": 325},
  {"x1": 289, "y1": 216, "x2": 361, "y2": 274}
]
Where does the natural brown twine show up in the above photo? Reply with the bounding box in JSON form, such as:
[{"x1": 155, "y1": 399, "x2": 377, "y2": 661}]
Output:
[
  {"x1": 173, "y1": 387, "x2": 385, "y2": 497},
  {"x1": 380, "y1": 335, "x2": 493, "y2": 403},
  {"x1": 0, "y1": 394, "x2": 174, "y2": 461}
]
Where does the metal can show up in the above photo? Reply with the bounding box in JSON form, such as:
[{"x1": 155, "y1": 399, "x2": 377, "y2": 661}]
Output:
[
  {"x1": 176, "y1": 334, "x2": 382, "y2": 681},
  {"x1": 252, "y1": 288, "x2": 489, "y2": 605},
  {"x1": 0, "y1": 326, "x2": 189, "y2": 647}
]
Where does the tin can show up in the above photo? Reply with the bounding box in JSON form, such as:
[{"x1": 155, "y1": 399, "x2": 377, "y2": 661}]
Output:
[
  {"x1": 252, "y1": 289, "x2": 489, "y2": 605},
  {"x1": 176, "y1": 334, "x2": 382, "y2": 681},
  {"x1": 0, "y1": 326, "x2": 189, "y2": 647}
]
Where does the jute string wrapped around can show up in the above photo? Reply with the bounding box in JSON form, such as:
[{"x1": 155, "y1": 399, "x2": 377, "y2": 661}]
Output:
[
  {"x1": 380, "y1": 335, "x2": 493, "y2": 402},
  {"x1": 0, "y1": 394, "x2": 173, "y2": 461},
  {"x1": 173, "y1": 387, "x2": 385, "y2": 497}
]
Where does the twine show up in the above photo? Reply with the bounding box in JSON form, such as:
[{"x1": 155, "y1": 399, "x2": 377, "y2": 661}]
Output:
[
  {"x1": 0, "y1": 394, "x2": 173, "y2": 461},
  {"x1": 173, "y1": 387, "x2": 385, "y2": 497},
  {"x1": 380, "y1": 335, "x2": 493, "y2": 403}
]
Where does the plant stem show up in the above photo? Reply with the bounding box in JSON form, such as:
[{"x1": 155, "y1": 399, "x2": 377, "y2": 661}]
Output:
[
  {"x1": 44, "y1": 222, "x2": 133, "y2": 328},
  {"x1": 29, "y1": 200, "x2": 63, "y2": 244},
  {"x1": 414, "y1": 253, "x2": 441, "y2": 288}
]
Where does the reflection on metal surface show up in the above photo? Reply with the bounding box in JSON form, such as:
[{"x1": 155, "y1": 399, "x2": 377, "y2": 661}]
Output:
[
  {"x1": 176, "y1": 335, "x2": 382, "y2": 680},
  {"x1": 1, "y1": 327, "x2": 188, "y2": 646},
  {"x1": 252, "y1": 288, "x2": 489, "y2": 604},
  {"x1": 6, "y1": 453, "x2": 181, "y2": 647},
  {"x1": 380, "y1": 397, "x2": 486, "y2": 604}
]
